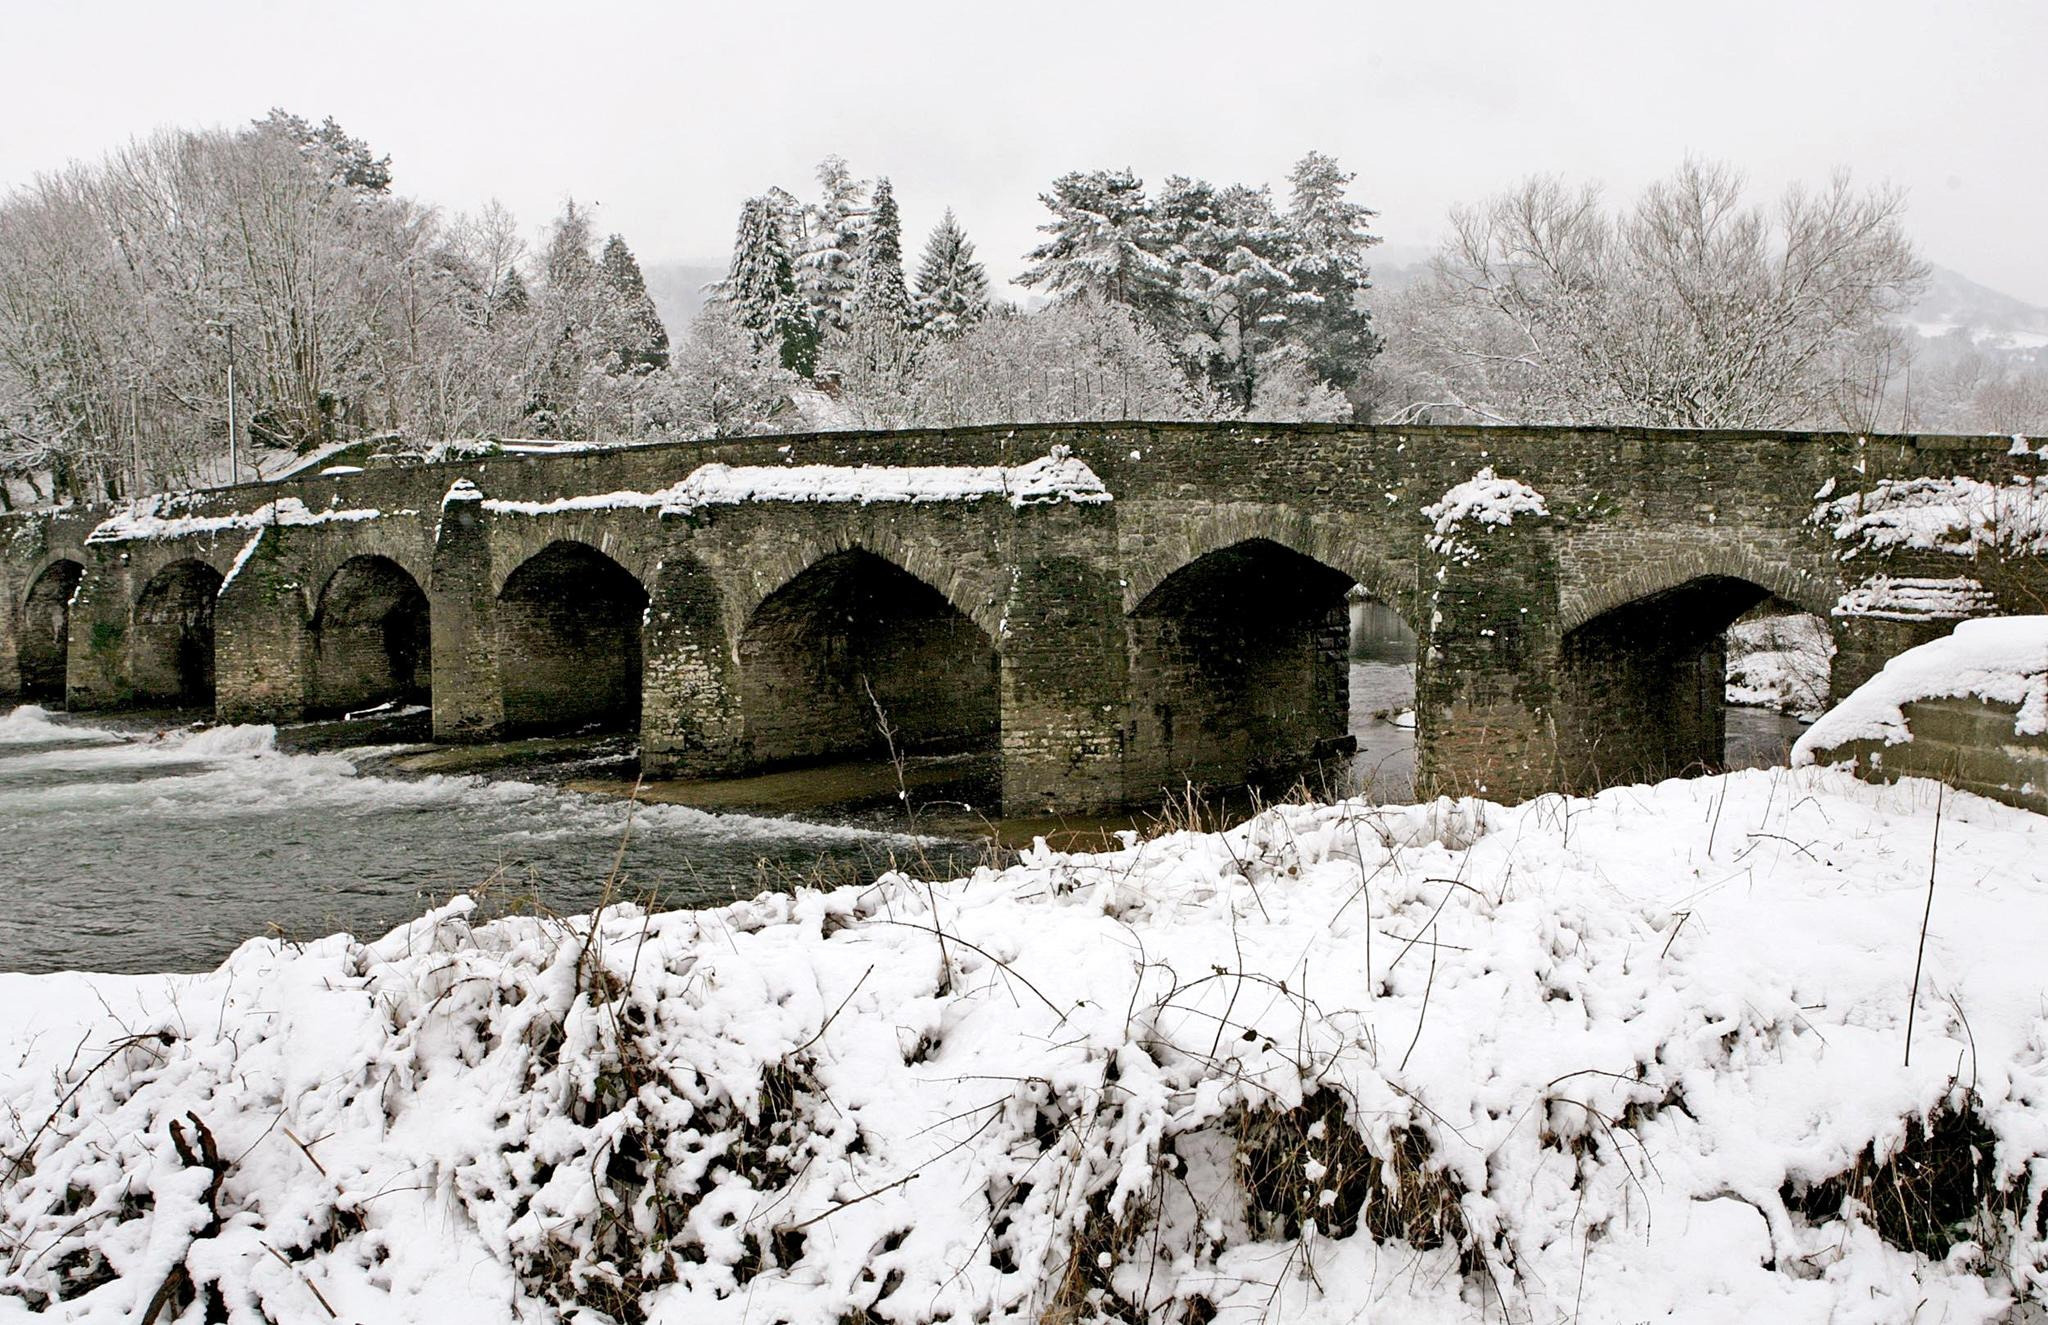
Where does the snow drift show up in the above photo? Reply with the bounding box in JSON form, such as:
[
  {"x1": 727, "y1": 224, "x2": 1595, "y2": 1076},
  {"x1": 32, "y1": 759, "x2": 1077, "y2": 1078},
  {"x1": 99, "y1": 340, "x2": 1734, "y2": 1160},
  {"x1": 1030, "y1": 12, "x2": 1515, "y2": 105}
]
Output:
[
  {"x1": 1795, "y1": 615, "x2": 2048, "y2": 759},
  {"x1": 4, "y1": 769, "x2": 2046, "y2": 1322}
]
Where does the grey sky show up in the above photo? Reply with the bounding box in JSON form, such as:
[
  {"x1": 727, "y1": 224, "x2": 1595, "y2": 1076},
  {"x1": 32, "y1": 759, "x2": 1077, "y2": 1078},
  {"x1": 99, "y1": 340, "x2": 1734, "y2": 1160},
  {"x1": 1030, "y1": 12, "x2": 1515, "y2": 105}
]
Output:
[{"x1": 4, "y1": 0, "x2": 2044, "y2": 303}]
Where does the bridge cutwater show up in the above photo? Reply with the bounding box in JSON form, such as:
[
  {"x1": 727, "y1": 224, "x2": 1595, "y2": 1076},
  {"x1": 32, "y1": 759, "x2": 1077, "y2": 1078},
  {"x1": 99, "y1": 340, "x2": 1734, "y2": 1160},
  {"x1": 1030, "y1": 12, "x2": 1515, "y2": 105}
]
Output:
[{"x1": 3, "y1": 422, "x2": 2038, "y2": 814}]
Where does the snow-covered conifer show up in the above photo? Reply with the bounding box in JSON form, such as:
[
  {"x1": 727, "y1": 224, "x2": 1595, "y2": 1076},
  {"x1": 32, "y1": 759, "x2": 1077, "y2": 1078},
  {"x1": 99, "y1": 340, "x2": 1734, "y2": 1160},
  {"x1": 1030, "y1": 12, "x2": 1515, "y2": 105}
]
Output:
[
  {"x1": 598, "y1": 234, "x2": 670, "y2": 375},
  {"x1": 913, "y1": 209, "x2": 990, "y2": 338},
  {"x1": 796, "y1": 156, "x2": 869, "y2": 336},
  {"x1": 720, "y1": 197, "x2": 820, "y2": 376},
  {"x1": 835, "y1": 177, "x2": 916, "y2": 401},
  {"x1": 1018, "y1": 169, "x2": 1175, "y2": 316},
  {"x1": 1283, "y1": 151, "x2": 1380, "y2": 395}
]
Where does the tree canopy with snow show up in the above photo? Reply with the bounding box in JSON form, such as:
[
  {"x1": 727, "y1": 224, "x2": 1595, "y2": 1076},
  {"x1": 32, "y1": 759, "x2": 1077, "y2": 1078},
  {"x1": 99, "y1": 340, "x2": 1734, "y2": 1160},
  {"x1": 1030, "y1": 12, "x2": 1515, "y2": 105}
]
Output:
[
  {"x1": 717, "y1": 196, "x2": 819, "y2": 377},
  {"x1": 1015, "y1": 155, "x2": 1381, "y2": 418},
  {"x1": 796, "y1": 155, "x2": 868, "y2": 337},
  {"x1": 913, "y1": 209, "x2": 990, "y2": 338},
  {"x1": 1374, "y1": 158, "x2": 1927, "y2": 429}
]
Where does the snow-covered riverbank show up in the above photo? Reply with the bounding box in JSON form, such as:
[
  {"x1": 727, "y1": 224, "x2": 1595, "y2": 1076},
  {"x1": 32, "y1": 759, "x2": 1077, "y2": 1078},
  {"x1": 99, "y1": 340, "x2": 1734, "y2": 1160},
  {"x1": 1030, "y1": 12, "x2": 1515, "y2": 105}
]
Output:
[{"x1": 4, "y1": 766, "x2": 2044, "y2": 1322}]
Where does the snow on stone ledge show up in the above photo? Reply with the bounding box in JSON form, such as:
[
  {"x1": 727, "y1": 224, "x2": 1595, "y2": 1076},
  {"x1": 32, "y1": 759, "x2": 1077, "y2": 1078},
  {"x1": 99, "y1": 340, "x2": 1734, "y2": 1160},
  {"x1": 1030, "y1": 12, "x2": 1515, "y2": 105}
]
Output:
[
  {"x1": 87, "y1": 495, "x2": 400, "y2": 544},
  {"x1": 1793, "y1": 615, "x2": 2048, "y2": 760},
  {"x1": 1833, "y1": 574, "x2": 1997, "y2": 622},
  {"x1": 1815, "y1": 474, "x2": 2048, "y2": 559},
  {"x1": 1421, "y1": 466, "x2": 1548, "y2": 563},
  {"x1": 475, "y1": 447, "x2": 1115, "y2": 518}
]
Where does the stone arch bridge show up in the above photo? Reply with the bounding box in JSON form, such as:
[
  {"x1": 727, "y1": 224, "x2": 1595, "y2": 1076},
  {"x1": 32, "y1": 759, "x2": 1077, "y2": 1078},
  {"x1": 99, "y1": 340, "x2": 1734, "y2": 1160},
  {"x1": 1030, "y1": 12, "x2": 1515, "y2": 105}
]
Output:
[{"x1": 4, "y1": 423, "x2": 2041, "y2": 814}]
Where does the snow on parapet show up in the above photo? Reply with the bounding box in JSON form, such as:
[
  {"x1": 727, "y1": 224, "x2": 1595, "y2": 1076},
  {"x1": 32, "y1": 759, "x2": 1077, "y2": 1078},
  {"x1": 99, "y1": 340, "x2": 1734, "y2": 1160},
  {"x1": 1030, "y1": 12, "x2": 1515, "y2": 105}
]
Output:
[
  {"x1": 1815, "y1": 474, "x2": 2048, "y2": 559},
  {"x1": 474, "y1": 447, "x2": 1115, "y2": 519},
  {"x1": 664, "y1": 447, "x2": 1112, "y2": 517},
  {"x1": 1833, "y1": 574, "x2": 1996, "y2": 622},
  {"x1": 1421, "y1": 466, "x2": 1548, "y2": 563},
  {"x1": 88, "y1": 494, "x2": 399, "y2": 544},
  {"x1": 1794, "y1": 615, "x2": 2048, "y2": 760},
  {"x1": 481, "y1": 487, "x2": 671, "y2": 516}
]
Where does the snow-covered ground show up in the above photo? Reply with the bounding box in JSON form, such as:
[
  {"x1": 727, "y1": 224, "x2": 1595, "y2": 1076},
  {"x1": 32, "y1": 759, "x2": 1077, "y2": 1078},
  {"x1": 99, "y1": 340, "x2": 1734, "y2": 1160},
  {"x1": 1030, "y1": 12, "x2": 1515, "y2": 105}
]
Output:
[
  {"x1": 1726, "y1": 613, "x2": 1833, "y2": 720},
  {"x1": 4, "y1": 766, "x2": 2044, "y2": 1322}
]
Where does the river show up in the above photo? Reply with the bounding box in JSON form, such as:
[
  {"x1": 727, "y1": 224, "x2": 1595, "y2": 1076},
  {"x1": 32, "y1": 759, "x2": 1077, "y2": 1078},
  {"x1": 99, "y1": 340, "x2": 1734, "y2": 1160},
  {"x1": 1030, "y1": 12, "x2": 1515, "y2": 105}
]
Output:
[{"x1": 1, "y1": 647, "x2": 1806, "y2": 975}]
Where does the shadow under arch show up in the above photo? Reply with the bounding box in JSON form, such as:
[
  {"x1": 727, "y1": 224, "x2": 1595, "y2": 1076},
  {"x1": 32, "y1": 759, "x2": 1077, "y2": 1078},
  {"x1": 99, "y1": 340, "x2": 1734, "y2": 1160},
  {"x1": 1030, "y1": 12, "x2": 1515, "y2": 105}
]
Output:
[
  {"x1": 133, "y1": 559, "x2": 225, "y2": 708},
  {"x1": 497, "y1": 540, "x2": 649, "y2": 735},
  {"x1": 1127, "y1": 537, "x2": 1391, "y2": 800},
  {"x1": 310, "y1": 555, "x2": 431, "y2": 717},
  {"x1": 19, "y1": 559, "x2": 85, "y2": 701},
  {"x1": 1556, "y1": 572, "x2": 1815, "y2": 789},
  {"x1": 737, "y1": 547, "x2": 1000, "y2": 774}
]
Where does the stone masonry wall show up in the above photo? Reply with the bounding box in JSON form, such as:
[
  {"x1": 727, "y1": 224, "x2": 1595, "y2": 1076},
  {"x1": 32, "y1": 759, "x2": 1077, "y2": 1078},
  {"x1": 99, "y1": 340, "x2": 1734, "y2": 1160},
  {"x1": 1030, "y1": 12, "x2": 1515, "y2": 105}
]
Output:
[
  {"x1": 1806, "y1": 696, "x2": 2048, "y2": 815},
  {"x1": 4, "y1": 423, "x2": 2043, "y2": 814}
]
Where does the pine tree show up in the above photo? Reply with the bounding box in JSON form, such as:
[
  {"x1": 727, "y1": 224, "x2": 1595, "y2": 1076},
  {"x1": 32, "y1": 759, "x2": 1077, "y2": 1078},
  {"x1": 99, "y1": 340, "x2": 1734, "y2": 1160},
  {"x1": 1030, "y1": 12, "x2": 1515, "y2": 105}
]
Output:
[
  {"x1": 254, "y1": 109, "x2": 392, "y2": 193},
  {"x1": 1018, "y1": 169, "x2": 1175, "y2": 315},
  {"x1": 525, "y1": 200, "x2": 607, "y2": 436},
  {"x1": 598, "y1": 234, "x2": 670, "y2": 374},
  {"x1": 1284, "y1": 151, "x2": 1380, "y2": 396},
  {"x1": 796, "y1": 155, "x2": 869, "y2": 336},
  {"x1": 1166, "y1": 182, "x2": 1300, "y2": 412},
  {"x1": 913, "y1": 209, "x2": 990, "y2": 338},
  {"x1": 839, "y1": 177, "x2": 915, "y2": 397},
  {"x1": 497, "y1": 267, "x2": 530, "y2": 316},
  {"x1": 719, "y1": 196, "x2": 819, "y2": 377}
]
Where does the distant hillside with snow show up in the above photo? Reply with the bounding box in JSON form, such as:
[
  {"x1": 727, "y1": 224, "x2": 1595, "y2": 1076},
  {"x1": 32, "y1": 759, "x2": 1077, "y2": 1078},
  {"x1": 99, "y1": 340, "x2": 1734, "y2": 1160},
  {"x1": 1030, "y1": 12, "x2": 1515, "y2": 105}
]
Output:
[{"x1": 1905, "y1": 264, "x2": 2048, "y2": 353}]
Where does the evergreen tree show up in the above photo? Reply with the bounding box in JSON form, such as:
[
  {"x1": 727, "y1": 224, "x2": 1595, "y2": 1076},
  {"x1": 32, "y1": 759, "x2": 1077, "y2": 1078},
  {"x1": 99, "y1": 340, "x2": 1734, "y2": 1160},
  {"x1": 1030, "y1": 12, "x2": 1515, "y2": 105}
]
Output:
[
  {"x1": 1018, "y1": 169, "x2": 1175, "y2": 315},
  {"x1": 852, "y1": 177, "x2": 911, "y2": 323},
  {"x1": 719, "y1": 196, "x2": 819, "y2": 377},
  {"x1": 1167, "y1": 182, "x2": 1301, "y2": 411},
  {"x1": 254, "y1": 109, "x2": 392, "y2": 193},
  {"x1": 839, "y1": 177, "x2": 915, "y2": 397},
  {"x1": 497, "y1": 267, "x2": 530, "y2": 316},
  {"x1": 542, "y1": 200, "x2": 598, "y2": 287},
  {"x1": 524, "y1": 200, "x2": 607, "y2": 436},
  {"x1": 913, "y1": 209, "x2": 990, "y2": 338},
  {"x1": 796, "y1": 155, "x2": 868, "y2": 336},
  {"x1": 720, "y1": 200, "x2": 815, "y2": 378},
  {"x1": 1284, "y1": 151, "x2": 1380, "y2": 395},
  {"x1": 598, "y1": 234, "x2": 670, "y2": 374}
]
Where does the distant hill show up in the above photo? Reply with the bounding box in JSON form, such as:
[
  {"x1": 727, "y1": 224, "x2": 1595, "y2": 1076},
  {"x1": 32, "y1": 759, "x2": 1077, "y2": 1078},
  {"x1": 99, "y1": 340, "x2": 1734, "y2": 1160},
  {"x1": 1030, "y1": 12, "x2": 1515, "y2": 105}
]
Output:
[
  {"x1": 643, "y1": 261, "x2": 724, "y2": 341},
  {"x1": 1903, "y1": 265, "x2": 2048, "y2": 353}
]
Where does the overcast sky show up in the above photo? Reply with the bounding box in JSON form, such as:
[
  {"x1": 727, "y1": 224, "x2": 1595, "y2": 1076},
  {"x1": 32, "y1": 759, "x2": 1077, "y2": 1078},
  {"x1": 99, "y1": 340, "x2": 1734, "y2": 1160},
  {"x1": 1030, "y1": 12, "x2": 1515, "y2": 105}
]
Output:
[{"x1": 3, "y1": 0, "x2": 2043, "y2": 303}]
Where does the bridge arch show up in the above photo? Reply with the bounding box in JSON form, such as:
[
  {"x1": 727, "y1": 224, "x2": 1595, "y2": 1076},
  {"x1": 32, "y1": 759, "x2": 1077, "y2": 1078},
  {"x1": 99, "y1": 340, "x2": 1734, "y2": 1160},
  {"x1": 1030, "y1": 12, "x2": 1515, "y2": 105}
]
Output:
[
  {"x1": 18, "y1": 558, "x2": 85, "y2": 701},
  {"x1": 1559, "y1": 544, "x2": 1835, "y2": 634},
  {"x1": 1127, "y1": 536, "x2": 1388, "y2": 799},
  {"x1": 497, "y1": 540, "x2": 649, "y2": 735},
  {"x1": 736, "y1": 544, "x2": 1001, "y2": 774},
  {"x1": 1555, "y1": 565, "x2": 1832, "y2": 789},
  {"x1": 732, "y1": 527, "x2": 1003, "y2": 642},
  {"x1": 131, "y1": 559, "x2": 225, "y2": 707},
  {"x1": 1119, "y1": 507, "x2": 1415, "y2": 623},
  {"x1": 310, "y1": 555, "x2": 431, "y2": 717}
]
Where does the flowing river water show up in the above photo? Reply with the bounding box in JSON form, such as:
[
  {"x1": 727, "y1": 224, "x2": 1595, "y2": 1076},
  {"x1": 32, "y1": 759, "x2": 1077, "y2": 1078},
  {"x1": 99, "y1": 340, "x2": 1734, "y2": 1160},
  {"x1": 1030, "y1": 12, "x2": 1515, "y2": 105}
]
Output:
[{"x1": 0, "y1": 632, "x2": 1806, "y2": 975}]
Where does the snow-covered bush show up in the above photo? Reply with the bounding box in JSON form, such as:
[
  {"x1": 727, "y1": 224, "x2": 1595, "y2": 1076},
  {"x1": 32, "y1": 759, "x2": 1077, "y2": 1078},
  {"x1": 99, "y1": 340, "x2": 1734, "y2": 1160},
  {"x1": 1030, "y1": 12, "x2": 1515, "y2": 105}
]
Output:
[{"x1": 1421, "y1": 466, "x2": 1549, "y2": 563}]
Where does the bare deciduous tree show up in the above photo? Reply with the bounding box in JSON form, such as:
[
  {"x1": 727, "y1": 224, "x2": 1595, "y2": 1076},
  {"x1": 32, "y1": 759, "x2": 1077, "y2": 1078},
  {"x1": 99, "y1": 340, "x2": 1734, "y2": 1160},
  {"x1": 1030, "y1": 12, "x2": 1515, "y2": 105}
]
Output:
[{"x1": 1380, "y1": 159, "x2": 1927, "y2": 429}]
